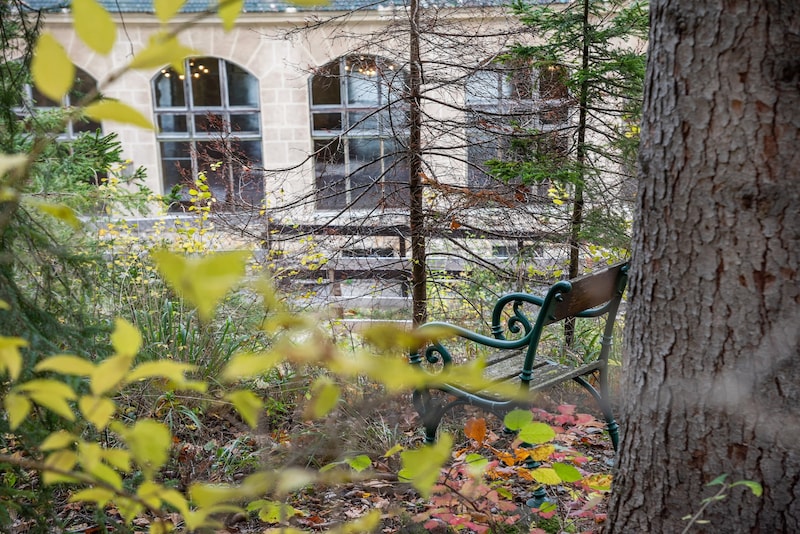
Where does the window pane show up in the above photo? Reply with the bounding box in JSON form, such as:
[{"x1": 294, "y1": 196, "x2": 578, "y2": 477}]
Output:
[
  {"x1": 466, "y1": 70, "x2": 499, "y2": 105},
  {"x1": 539, "y1": 65, "x2": 568, "y2": 99},
  {"x1": 230, "y1": 113, "x2": 260, "y2": 133},
  {"x1": 315, "y1": 139, "x2": 345, "y2": 209},
  {"x1": 231, "y1": 140, "x2": 264, "y2": 205},
  {"x1": 72, "y1": 118, "x2": 102, "y2": 134},
  {"x1": 347, "y1": 73, "x2": 379, "y2": 106},
  {"x1": 194, "y1": 113, "x2": 226, "y2": 134},
  {"x1": 30, "y1": 85, "x2": 59, "y2": 107},
  {"x1": 348, "y1": 111, "x2": 379, "y2": 133},
  {"x1": 160, "y1": 141, "x2": 192, "y2": 190},
  {"x1": 312, "y1": 112, "x2": 342, "y2": 132},
  {"x1": 190, "y1": 58, "x2": 222, "y2": 107},
  {"x1": 154, "y1": 69, "x2": 186, "y2": 108},
  {"x1": 69, "y1": 68, "x2": 97, "y2": 105},
  {"x1": 158, "y1": 114, "x2": 188, "y2": 133},
  {"x1": 311, "y1": 61, "x2": 341, "y2": 106},
  {"x1": 349, "y1": 137, "x2": 382, "y2": 209},
  {"x1": 226, "y1": 62, "x2": 259, "y2": 107},
  {"x1": 383, "y1": 138, "x2": 409, "y2": 207}
]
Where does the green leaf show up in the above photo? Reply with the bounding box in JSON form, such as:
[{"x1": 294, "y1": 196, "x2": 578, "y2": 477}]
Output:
[
  {"x1": 707, "y1": 474, "x2": 729, "y2": 486},
  {"x1": 155, "y1": 0, "x2": 187, "y2": 23},
  {"x1": 464, "y1": 453, "x2": 489, "y2": 476},
  {"x1": 398, "y1": 434, "x2": 453, "y2": 497},
  {"x1": 35, "y1": 354, "x2": 96, "y2": 376},
  {"x1": 0, "y1": 336, "x2": 27, "y2": 380},
  {"x1": 40, "y1": 430, "x2": 77, "y2": 451},
  {"x1": 731, "y1": 480, "x2": 763, "y2": 497},
  {"x1": 85, "y1": 100, "x2": 154, "y2": 130},
  {"x1": 253, "y1": 500, "x2": 299, "y2": 523},
  {"x1": 4, "y1": 392, "x2": 31, "y2": 430},
  {"x1": 503, "y1": 409, "x2": 533, "y2": 431},
  {"x1": 518, "y1": 422, "x2": 556, "y2": 445},
  {"x1": 553, "y1": 462, "x2": 582, "y2": 483},
  {"x1": 79, "y1": 395, "x2": 117, "y2": 429},
  {"x1": 32, "y1": 33, "x2": 74, "y2": 101},
  {"x1": 305, "y1": 376, "x2": 340, "y2": 419},
  {"x1": 218, "y1": 0, "x2": 244, "y2": 31},
  {"x1": 345, "y1": 454, "x2": 372, "y2": 473},
  {"x1": 224, "y1": 390, "x2": 263, "y2": 429},
  {"x1": 26, "y1": 200, "x2": 82, "y2": 229},
  {"x1": 129, "y1": 32, "x2": 196, "y2": 71},
  {"x1": 73, "y1": 0, "x2": 116, "y2": 54},
  {"x1": 111, "y1": 317, "x2": 142, "y2": 358},
  {"x1": 152, "y1": 250, "x2": 250, "y2": 322}
]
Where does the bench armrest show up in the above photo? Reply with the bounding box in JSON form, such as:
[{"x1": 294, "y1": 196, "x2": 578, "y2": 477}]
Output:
[{"x1": 410, "y1": 320, "x2": 534, "y2": 367}]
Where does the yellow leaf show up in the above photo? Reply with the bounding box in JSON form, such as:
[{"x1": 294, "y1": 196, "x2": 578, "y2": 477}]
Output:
[
  {"x1": 383, "y1": 443, "x2": 404, "y2": 458},
  {"x1": 275, "y1": 467, "x2": 316, "y2": 496},
  {"x1": 0, "y1": 299, "x2": 9, "y2": 310},
  {"x1": 111, "y1": 317, "x2": 142, "y2": 358},
  {"x1": 101, "y1": 448, "x2": 131, "y2": 472},
  {"x1": 398, "y1": 434, "x2": 453, "y2": 498},
  {"x1": 113, "y1": 420, "x2": 171, "y2": 477},
  {"x1": 26, "y1": 200, "x2": 82, "y2": 229},
  {"x1": 188, "y1": 482, "x2": 244, "y2": 508},
  {"x1": 17, "y1": 379, "x2": 77, "y2": 421},
  {"x1": 304, "y1": 376, "x2": 340, "y2": 419},
  {"x1": 224, "y1": 390, "x2": 262, "y2": 429},
  {"x1": 137, "y1": 480, "x2": 164, "y2": 509},
  {"x1": 531, "y1": 444, "x2": 555, "y2": 462},
  {"x1": 0, "y1": 336, "x2": 27, "y2": 380},
  {"x1": 35, "y1": 354, "x2": 96, "y2": 376},
  {"x1": 532, "y1": 467, "x2": 562, "y2": 485},
  {"x1": 43, "y1": 450, "x2": 79, "y2": 485},
  {"x1": 32, "y1": 33, "x2": 74, "y2": 101},
  {"x1": 218, "y1": 0, "x2": 244, "y2": 31},
  {"x1": 152, "y1": 250, "x2": 250, "y2": 322},
  {"x1": 79, "y1": 395, "x2": 116, "y2": 429},
  {"x1": 86, "y1": 456, "x2": 123, "y2": 490},
  {"x1": 91, "y1": 353, "x2": 134, "y2": 395},
  {"x1": 0, "y1": 153, "x2": 28, "y2": 181},
  {"x1": 129, "y1": 32, "x2": 196, "y2": 71},
  {"x1": 40, "y1": 430, "x2": 77, "y2": 451},
  {"x1": 70, "y1": 487, "x2": 115, "y2": 507},
  {"x1": 73, "y1": 0, "x2": 116, "y2": 54},
  {"x1": 154, "y1": 0, "x2": 187, "y2": 23},
  {"x1": 4, "y1": 392, "x2": 31, "y2": 430},
  {"x1": 220, "y1": 351, "x2": 282, "y2": 382},
  {"x1": 126, "y1": 361, "x2": 196, "y2": 383},
  {"x1": 85, "y1": 100, "x2": 154, "y2": 130}
]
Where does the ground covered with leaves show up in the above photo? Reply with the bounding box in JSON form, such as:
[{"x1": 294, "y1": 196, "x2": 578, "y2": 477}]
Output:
[{"x1": 4, "y1": 381, "x2": 615, "y2": 534}]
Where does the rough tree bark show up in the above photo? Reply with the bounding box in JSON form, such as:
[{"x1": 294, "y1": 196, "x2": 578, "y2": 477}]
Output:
[{"x1": 607, "y1": 1, "x2": 800, "y2": 532}]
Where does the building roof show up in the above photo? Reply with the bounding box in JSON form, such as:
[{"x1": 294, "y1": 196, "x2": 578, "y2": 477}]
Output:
[{"x1": 24, "y1": 0, "x2": 516, "y2": 14}]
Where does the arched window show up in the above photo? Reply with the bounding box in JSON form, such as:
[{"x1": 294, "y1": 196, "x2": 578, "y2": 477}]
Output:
[
  {"x1": 153, "y1": 57, "x2": 263, "y2": 209},
  {"x1": 17, "y1": 66, "x2": 102, "y2": 139},
  {"x1": 465, "y1": 63, "x2": 569, "y2": 193},
  {"x1": 310, "y1": 55, "x2": 409, "y2": 210}
]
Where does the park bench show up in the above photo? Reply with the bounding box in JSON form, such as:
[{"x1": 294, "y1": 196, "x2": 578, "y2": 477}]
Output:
[{"x1": 408, "y1": 261, "x2": 629, "y2": 451}]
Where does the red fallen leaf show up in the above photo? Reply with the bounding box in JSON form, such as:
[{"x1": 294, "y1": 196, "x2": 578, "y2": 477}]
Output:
[
  {"x1": 557, "y1": 404, "x2": 577, "y2": 415},
  {"x1": 450, "y1": 219, "x2": 462, "y2": 230},
  {"x1": 574, "y1": 413, "x2": 596, "y2": 424}
]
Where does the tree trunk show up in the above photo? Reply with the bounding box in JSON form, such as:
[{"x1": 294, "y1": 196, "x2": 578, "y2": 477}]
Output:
[
  {"x1": 607, "y1": 1, "x2": 800, "y2": 532},
  {"x1": 408, "y1": 0, "x2": 427, "y2": 326}
]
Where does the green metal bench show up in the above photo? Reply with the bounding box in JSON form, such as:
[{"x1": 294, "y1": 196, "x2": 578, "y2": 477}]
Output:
[{"x1": 409, "y1": 261, "x2": 629, "y2": 451}]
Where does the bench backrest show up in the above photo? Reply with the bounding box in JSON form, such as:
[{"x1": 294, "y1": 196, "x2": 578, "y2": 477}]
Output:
[{"x1": 546, "y1": 261, "x2": 629, "y2": 323}]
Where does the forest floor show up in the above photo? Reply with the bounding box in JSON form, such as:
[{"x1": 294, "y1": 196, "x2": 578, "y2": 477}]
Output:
[{"x1": 10, "y1": 383, "x2": 615, "y2": 534}]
